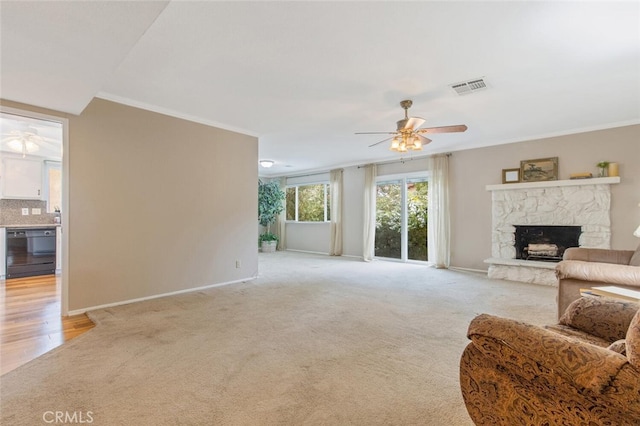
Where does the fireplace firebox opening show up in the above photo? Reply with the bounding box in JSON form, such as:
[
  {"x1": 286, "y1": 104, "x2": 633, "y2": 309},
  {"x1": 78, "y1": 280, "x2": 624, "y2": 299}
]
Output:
[{"x1": 514, "y1": 225, "x2": 582, "y2": 262}]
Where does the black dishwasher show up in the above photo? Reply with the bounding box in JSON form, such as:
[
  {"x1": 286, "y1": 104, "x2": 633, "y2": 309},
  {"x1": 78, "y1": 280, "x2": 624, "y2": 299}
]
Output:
[{"x1": 6, "y1": 227, "x2": 57, "y2": 278}]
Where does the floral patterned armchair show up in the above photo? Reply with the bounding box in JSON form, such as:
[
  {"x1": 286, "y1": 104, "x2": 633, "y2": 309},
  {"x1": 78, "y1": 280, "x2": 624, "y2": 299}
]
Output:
[{"x1": 459, "y1": 296, "x2": 640, "y2": 425}]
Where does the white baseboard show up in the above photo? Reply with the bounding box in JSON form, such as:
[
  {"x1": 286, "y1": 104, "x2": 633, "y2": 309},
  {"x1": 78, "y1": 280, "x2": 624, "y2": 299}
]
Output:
[
  {"x1": 449, "y1": 266, "x2": 488, "y2": 274},
  {"x1": 67, "y1": 275, "x2": 258, "y2": 316},
  {"x1": 341, "y1": 254, "x2": 364, "y2": 260},
  {"x1": 284, "y1": 250, "x2": 365, "y2": 260},
  {"x1": 284, "y1": 249, "x2": 330, "y2": 256}
]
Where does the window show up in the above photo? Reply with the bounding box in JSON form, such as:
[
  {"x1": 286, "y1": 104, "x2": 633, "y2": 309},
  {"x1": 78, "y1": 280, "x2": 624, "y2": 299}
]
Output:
[
  {"x1": 44, "y1": 161, "x2": 62, "y2": 213},
  {"x1": 285, "y1": 183, "x2": 330, "y2": 222}
]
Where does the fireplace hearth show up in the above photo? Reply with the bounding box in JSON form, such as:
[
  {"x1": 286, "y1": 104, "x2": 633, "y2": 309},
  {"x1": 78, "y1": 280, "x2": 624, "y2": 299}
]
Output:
[{"x1": 514, "y1": 225, "x2": 582, "y2": 262}]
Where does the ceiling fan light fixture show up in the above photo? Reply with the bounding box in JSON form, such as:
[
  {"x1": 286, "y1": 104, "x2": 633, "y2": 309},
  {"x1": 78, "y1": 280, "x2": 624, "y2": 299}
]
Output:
[
  {"x1": 390, "y1": 137, "x2": 400, "y2": 150},
  {"x1": 7, "y1": 138, "x2": 40, "y2": 157}
]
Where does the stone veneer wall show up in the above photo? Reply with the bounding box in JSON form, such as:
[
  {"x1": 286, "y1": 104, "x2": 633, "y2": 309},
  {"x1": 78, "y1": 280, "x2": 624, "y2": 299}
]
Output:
[
  {"x1": 492, "y1": 184, "x2": 611, "y2": 259},
  {"x1": 487, "y1": 182, "x2": 613, "y2": 286}
]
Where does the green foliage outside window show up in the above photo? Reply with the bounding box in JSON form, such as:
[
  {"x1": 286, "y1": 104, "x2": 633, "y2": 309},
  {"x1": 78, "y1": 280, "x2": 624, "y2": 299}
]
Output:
[
  {"x1": 407, "y1": 181, "x2": 428, "y2": 261},
  {"x1": 286, "y1": 188, "x2": 296, "y2": 221},
  {"x1": 375, "y1": 183, "x2": 402, "y2": 259},
  {"x1": 375, "y1": 180, "x2": 428, "y2": 261},
  {"x1": 285, "y1": 183, "x2": 330, "y2": 222}
]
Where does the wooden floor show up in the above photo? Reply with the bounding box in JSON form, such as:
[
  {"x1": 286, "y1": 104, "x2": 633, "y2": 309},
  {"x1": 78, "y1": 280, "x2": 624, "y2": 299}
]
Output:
[{"x1": 1, "y1": 274, "x2": 95, "y2": 376}]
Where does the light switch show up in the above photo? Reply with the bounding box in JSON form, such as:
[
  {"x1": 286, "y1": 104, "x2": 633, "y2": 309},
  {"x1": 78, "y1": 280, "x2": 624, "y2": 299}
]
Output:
[
  {"x1": 22, "y1": 208, "x2": 29, "y2": 215},
  {"x1": 32, "y1": 208, "x2": 41, "y2": 215}
]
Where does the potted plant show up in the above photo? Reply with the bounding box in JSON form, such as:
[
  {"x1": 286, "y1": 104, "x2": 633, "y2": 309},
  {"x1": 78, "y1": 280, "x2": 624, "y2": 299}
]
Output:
[
  {"x1": 258, "y1": 232, "x2": 279, "y2": 253},
  {"x1": 258, "y1": 180, "x2": 285, "y2": 252}
]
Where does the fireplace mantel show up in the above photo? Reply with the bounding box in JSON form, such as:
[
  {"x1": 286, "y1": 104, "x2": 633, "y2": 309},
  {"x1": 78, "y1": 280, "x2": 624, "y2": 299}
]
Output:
[{"x1": 486, "y1": 176, "x2": 619, "y2": 192}]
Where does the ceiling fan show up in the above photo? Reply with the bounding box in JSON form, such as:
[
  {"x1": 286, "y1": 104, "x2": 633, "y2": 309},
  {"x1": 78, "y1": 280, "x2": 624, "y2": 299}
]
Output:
[
  {"x1": 356, "y1": 100, "x2": 467, "y2": 152},
  {"x1": 1, "y1": 125, "x2": 59, "y2": 157}
]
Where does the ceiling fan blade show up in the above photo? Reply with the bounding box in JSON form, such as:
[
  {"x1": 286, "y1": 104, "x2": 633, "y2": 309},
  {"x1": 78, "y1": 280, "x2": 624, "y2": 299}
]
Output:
[
  {"x1": 355, "y1": 131, "x2": 397, "y2": 135},
  {"x1": 416, "y1": 134, "x2": 432, "y2": 145},
  {"x1": 397, "y1": 117, "x2": 425, "y2": 131},
  {"x1": 368, "y1": 136, "x2": 394, "y2": 148},
  {"x1": 417, "y1": 124, "x2": 468, "y2": 134}
]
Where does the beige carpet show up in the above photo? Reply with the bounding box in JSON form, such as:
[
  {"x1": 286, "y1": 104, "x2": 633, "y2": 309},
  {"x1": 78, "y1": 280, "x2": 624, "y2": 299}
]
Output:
[{"x1": 1, "y1": 252, "x2": 557, "y2": 425}]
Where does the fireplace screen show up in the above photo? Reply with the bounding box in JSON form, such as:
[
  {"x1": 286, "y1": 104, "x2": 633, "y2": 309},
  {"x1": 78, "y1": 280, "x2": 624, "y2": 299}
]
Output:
[{"x1": 514, "y1": 225, "x2": 582, "y2": 262}]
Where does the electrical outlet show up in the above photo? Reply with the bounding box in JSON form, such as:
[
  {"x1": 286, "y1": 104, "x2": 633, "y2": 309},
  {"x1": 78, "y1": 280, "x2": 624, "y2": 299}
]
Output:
[
  {"x1": 21, "y1": 208, "x2": 29, "y2": 215},
  {"x1": 235, "y1": 260, "x2": 241, "y2": 269},
  {"x1": 32, "y1": 208, "x2": 41, "y2": 215}
]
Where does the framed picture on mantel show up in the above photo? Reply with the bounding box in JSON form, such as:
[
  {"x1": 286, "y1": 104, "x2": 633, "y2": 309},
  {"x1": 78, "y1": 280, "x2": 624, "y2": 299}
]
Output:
[
  {"x1": 502, "y1": 168, "x2": 520, "y2": 184},
  {"x1": 520, "y1": 157, "x2": 558, "y2": 182}
]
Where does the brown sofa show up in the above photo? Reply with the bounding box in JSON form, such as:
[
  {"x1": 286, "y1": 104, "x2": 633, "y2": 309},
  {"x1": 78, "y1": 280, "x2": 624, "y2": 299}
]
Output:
[
  {"x1": 460, "y1": 296, "x2": 640, "y2": 425},
  {"x1": 556, "y1": 244, "x2": 640, "y2": 318}
]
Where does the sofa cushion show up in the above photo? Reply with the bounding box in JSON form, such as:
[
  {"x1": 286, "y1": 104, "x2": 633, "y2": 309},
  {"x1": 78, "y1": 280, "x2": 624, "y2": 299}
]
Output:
[
  {"x1": 627, "y1": 310, "x2": 640, "y2": 368},
  {"x1": 630, "y1": 244, "x2": 640, "y2": 267},
  {"x1": 559, "y1": 296, "x2": 639, "y2": 342}
]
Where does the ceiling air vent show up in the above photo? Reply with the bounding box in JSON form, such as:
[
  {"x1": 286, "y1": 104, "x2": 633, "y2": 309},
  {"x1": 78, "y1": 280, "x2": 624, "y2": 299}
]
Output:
[{"x1": 450, "y1": 78, "x2": 487, "y2": 95}]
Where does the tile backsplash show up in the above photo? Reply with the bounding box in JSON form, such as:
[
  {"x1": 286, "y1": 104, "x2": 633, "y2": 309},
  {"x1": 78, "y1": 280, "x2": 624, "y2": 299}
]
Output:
[{"x1": 0, "y1": 199, "x2": 58, "y2": 225}]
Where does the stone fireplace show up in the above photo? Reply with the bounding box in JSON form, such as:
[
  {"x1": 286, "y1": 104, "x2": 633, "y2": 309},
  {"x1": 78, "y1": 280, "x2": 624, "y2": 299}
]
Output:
[{"x1": 484, "y1": 177, "x2": 620, "y2": 285}]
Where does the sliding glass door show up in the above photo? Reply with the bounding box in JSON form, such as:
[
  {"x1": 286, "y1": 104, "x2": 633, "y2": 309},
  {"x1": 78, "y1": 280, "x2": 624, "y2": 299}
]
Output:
[{"x1": 375, "y1": 175, "x2": 428, "y2": 261}]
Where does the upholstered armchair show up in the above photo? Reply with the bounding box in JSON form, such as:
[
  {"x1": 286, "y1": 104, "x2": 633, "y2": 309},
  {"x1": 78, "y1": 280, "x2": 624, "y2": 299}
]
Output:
[
  {"x1": 460, "y1": 296, "x2": 640, "y2": 425},
  {"x1": 556, "y1": 244, "x2": 640, "y2": 318}
]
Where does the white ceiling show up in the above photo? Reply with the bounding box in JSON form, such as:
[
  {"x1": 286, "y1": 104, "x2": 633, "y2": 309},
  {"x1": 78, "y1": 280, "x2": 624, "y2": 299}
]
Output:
[{"x1": 1, "y1": 1, "x2": 638, "y2": 176}]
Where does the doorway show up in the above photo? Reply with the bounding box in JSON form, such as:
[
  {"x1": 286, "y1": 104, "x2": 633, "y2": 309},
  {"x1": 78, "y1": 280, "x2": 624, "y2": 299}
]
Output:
[
  {"x1": 375, "y1": 174, "x2": 428, "y2": 261},
  {"x1": 0, "y1": 105, "x2": 69, "y2": 313}
]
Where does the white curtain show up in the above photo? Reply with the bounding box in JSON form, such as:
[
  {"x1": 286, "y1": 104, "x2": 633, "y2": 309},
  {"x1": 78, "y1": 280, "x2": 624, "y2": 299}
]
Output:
[
  {"x1": 329, "y1": 169, "x2": 343, "y2": 256},
  {"x1": 362, "y1": 164, "x2": 377, "y2": 261},
  {"x1": 275, "y1": 177, "x2": 287, "y2": 251},
  {"x1": 428, "y1": 154, "x2": 450, "y2": 268}
]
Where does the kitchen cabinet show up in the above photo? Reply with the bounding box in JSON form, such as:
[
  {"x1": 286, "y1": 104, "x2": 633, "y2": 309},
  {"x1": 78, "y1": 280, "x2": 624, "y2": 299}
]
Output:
[
  {"x1": 1, "y1": 157, "x2": 42, "y2": 199},
  {"x1": 0, "y1": 228, "x2": 5, "y2": 279}
]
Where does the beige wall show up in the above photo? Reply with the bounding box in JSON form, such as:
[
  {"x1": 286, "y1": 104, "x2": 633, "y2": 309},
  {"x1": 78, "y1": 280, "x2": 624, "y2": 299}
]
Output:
[
  {"x1": 1, "y1": 98, "x2": 259, "y2": 312},
  {"x1": 450, "y1": 124, "x2": 639, "y2": 270}
]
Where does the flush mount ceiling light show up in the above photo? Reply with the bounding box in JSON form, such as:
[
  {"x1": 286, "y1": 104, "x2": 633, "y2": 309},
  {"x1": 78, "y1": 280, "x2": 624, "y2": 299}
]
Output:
[
  {"x1": 356, "y1": 100, "x2": 467, "y2": 153},
  {"x1": 259, "y1": 160, "x2": 275, "y2": 168}
]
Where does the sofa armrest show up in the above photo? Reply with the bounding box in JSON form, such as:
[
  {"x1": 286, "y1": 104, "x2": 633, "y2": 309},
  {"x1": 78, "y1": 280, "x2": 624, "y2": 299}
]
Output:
[
  {"x1": 556, "y1": 260, "x2": 640, "y2": 287},
  {"x1": 467, "y1": 314, "x2": 628, "y2": 393},
  {"x1": 563, "y1": 247, "x2": 634, "y2": 264}
]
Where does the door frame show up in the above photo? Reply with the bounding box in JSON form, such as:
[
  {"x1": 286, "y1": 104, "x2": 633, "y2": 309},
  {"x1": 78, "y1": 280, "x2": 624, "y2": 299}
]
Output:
[
  {"x1": 375, "y1": 171, "x2": 429, "y2": 262},
  {"x1": 1, "y1": 105, "x2": 70, "y2": 315}
]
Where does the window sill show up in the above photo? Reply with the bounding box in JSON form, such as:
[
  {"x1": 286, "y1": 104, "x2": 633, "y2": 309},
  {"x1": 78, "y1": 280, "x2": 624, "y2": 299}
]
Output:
[{"x1": 285, "y1": 221, "x2": 330, "y2": 224}]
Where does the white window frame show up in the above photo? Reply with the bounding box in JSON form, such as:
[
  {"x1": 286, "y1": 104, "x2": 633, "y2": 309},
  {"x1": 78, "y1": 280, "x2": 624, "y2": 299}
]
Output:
[{"x1": 286, "y1": 181, "x2": 330, "y2": 223}]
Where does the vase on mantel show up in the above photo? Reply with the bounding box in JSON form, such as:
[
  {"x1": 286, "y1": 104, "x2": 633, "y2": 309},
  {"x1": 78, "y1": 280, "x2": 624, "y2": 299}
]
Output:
[{"x1": 597, "y1": 161, "x2": 610, "y2": 178}]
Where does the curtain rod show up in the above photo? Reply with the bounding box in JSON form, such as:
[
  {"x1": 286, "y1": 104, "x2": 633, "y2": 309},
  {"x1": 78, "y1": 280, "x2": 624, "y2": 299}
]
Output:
[
  {"x1": 284, "y1": 170, "x2": 332, "y2": 180},
  {"x1": 356, "y1": 152, "x2": 451, "y2": 169},
  {"x1": 284, "y1": 153, "x2": 452, "y2": 179}
]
